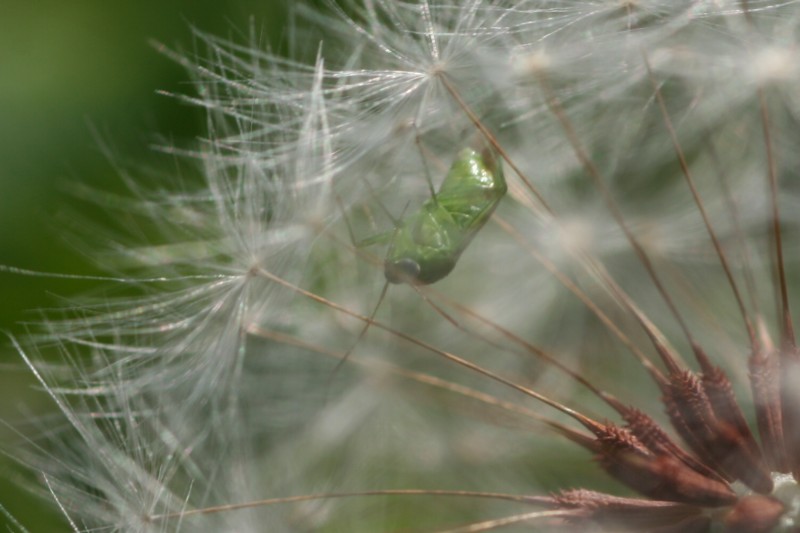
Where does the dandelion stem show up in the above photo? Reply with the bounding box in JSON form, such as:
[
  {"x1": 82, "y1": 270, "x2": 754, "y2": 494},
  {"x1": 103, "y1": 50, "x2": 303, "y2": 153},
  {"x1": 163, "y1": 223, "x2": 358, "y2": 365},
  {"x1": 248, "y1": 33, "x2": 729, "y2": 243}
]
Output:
[
  {"x1": 643, "y1": 54, "x2": 758, "y2": 351},
  {"x1": 254, "y1": 267, "x2": 602, "y2": 429},
  {"x1": 758, "y1": 87, "x2": 794, "y2": 347},
  {"x1": 535, "y1": 71, "x2": 706, "y2": 365},
  {"x1": 149, "y1": 490, "x2": 545, "y2": 521}
]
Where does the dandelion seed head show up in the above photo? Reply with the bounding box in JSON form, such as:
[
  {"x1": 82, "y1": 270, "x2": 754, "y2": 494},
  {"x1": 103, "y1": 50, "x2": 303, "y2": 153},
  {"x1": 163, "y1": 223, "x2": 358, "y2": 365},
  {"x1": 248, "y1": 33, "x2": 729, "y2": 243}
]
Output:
[{"x1": 10, "y1": 0, "x2": 800, "y2": 531}]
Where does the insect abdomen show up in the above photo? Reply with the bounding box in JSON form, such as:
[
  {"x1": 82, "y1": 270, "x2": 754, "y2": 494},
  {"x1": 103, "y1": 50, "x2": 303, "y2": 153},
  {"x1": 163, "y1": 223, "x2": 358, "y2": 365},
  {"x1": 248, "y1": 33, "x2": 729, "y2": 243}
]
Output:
[
  {"x1": 437, "y1": 148, "x2": 506, "y2": 234},
  {"x1": 383, "y1": 146, "x2": 506, "y2": 285}
]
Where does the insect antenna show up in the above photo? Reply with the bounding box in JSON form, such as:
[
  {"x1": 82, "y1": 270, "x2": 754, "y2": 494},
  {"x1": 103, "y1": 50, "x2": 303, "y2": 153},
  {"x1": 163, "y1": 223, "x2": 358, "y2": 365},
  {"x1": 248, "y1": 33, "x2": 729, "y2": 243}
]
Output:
[
  {"x1": 327, "y1": 189, "x2": 410, "y2": 384},
  {"x1": 327, "y1": 277, "x2": 391, "y2": 383}
]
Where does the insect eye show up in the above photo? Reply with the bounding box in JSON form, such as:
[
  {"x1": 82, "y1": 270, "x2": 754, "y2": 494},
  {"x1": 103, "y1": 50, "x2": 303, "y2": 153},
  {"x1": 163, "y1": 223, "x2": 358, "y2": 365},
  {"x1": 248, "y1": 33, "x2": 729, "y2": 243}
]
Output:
[{"x1": 385, "y1": 258, "x2": 421, "y2": 284}]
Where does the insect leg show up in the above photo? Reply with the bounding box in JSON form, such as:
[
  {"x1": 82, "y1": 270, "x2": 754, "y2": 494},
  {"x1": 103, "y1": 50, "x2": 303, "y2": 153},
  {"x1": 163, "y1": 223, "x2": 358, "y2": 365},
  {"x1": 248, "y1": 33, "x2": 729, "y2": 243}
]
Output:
[
  {"x1": 334, "y1": 193, "x2": 362, "y2": 249},
  {"x1": 328, "y1": 201, "x2": 407, "y2": 382},
  {"x1": 414, "y1": 132, "x2": 439, "y2": 207}
]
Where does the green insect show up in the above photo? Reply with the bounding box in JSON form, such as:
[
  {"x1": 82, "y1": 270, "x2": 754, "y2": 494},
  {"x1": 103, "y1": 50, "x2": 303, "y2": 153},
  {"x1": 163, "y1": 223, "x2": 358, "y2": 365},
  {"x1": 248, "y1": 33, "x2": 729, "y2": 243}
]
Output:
[
  {"x1": 374, "y1": 145, "x2": 507, "y2": 285},
  {"x1": 330, "y1": 145, "x2": 506, "y2": 378}
]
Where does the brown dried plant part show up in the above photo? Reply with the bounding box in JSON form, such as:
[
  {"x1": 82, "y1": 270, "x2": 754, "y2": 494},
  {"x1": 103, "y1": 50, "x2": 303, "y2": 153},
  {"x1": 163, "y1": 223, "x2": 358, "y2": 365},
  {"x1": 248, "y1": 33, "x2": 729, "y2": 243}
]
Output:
[
  {"x1": 26, "y1": 2, "x2": 800, "y2": 533},
  {"x1": 149, "y1": 10, "x2": 800, "y2": 531}
]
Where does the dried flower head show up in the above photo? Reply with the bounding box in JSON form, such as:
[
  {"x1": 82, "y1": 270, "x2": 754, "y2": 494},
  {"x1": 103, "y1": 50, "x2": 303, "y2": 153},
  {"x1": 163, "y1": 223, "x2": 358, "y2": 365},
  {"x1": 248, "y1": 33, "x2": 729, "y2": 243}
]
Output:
[{"x1": 8, "y1": 1, "x2": 800, "y2": 532}]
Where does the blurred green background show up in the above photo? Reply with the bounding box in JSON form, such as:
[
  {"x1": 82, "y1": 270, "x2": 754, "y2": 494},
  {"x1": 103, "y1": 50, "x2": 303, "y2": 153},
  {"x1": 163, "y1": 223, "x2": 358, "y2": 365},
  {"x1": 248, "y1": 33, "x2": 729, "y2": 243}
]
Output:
[{"x1": 0, "y1": 2, "x2": 286, "y2": 530}]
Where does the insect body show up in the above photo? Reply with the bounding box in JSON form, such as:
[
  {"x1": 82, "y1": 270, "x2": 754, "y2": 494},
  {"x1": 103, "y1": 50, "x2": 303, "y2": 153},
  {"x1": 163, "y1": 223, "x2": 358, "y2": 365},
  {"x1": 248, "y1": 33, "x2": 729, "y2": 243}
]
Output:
[
  {"x1": 330, "y1": 145, "x2": 506, "y2": 379},
  {"x1": 383, "y1": 146, "x2": 507, "y2": 285}
]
